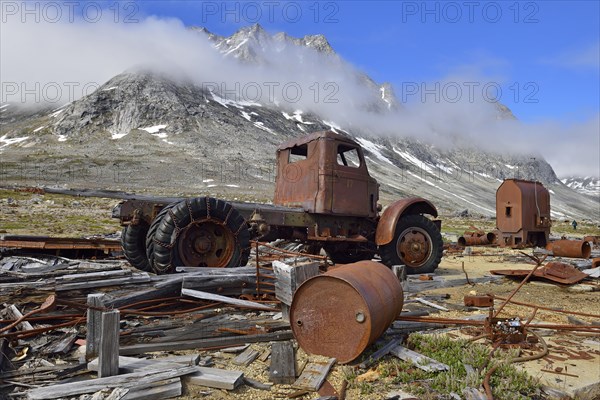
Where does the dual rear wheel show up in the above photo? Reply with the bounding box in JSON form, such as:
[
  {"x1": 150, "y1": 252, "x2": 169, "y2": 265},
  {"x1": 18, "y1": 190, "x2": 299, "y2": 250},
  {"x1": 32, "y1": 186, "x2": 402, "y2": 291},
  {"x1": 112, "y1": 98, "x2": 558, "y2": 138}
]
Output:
[{"x1": 121, "y1": 197, "x2": 250, "y2": 274}]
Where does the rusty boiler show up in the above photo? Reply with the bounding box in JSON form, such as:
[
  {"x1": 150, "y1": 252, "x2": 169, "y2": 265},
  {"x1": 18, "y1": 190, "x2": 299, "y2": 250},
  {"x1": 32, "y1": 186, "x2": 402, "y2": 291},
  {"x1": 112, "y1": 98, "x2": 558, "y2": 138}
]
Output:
[
  {"x1": 496, "y1": 179, "x2": 551, "y2": 247},
  {"x1": 290, "y1": 261, "x2": 403, "y2": 364}
]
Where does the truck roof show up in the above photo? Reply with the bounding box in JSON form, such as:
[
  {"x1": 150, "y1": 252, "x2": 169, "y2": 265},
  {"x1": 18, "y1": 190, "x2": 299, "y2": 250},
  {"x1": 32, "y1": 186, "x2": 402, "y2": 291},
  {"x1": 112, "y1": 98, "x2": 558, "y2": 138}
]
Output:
[{"x1": 277, "y1": 130, "x2": 359, "y2": 150}]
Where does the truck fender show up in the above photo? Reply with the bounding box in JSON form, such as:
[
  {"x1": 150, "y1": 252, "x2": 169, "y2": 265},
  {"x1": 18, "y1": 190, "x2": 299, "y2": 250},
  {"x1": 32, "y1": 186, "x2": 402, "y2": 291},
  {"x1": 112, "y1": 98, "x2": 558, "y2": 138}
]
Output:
[{"x1": 375, "y1": 197, "x2": 438, "y2": 246}]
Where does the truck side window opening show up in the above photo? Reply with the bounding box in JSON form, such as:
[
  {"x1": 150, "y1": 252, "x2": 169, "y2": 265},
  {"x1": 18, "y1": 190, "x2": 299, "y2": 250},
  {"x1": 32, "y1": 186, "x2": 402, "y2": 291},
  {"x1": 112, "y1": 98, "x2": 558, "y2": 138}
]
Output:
[
  {"x1": 289, "y1": 144, "x2": 308, "y2": 163},
  {"x1": 337, "y1": 145, "x2": 360, "y2": 168}
]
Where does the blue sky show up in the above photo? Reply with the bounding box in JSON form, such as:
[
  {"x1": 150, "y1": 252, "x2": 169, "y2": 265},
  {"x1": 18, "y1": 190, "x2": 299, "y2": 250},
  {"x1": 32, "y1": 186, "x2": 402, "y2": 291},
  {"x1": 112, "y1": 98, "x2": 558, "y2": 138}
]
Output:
[{"x1": 135, "y1": 1, "x2": 600, "y2": 125}]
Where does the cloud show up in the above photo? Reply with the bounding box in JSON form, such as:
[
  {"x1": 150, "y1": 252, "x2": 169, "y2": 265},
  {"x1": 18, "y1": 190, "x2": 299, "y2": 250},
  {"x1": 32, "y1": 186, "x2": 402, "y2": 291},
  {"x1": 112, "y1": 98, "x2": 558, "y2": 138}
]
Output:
[
  {"x1": 542, "y1": 42, "x2": 600, "y2": 69},
  {"x1": 1, "y1": 11, "x2": 597, "y2": 178}
]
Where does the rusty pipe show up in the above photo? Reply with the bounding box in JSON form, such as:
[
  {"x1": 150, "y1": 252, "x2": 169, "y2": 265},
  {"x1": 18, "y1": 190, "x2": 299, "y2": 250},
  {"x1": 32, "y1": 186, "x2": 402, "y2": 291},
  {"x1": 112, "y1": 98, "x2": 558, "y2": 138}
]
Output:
[
  {"x1": 546, "y1": 240, "x2": 591, "y2": 259},
  {"x1": 458, "y1": 232, "x2": 497, "y2": 246}
]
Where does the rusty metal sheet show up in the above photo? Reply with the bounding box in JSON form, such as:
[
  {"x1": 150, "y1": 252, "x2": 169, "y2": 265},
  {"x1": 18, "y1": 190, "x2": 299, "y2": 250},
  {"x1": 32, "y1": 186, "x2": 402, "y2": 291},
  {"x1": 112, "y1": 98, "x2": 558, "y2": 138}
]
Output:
[
  {"x1": 290, "y1": 261, "x2": 403, "y2": 364},
  {"x1": 0, "y1": 235, "x2": 121, "y2": 251},
  {"x1": 546, "y1": 240, "x2": 591, "y2": 259},
  {"x1": 464, "y1": 295, "x2": 494, "y2": 307},
  {"x1": 490, "y1": 262, "x2": 587, "y2": 285}
]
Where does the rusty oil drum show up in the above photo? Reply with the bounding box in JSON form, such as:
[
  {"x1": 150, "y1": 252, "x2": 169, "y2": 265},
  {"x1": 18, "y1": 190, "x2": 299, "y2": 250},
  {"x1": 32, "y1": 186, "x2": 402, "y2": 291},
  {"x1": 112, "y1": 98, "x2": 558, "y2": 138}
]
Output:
[{"x1": 290, "y1": 261, "x2": 403, "y2": 364}]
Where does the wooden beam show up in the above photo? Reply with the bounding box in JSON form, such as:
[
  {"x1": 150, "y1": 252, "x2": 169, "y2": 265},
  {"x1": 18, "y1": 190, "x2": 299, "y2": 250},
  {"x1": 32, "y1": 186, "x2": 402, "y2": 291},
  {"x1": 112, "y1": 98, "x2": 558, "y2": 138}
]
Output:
[
  {"x1": 272, "y1": 261, "x2": 319, "y2": 305},
  {"x1": 181, "y1": 288, "x2": 275, "y2": 311},
  {"x1": 120, "y1": 330, "x2": 294, "y2": 355},
  {"x1": 26, "y1": 366, "x2": 197, "y2": 399},
  {"x1": 98, "y1": 310, "x2": 120, "y2": 378},
  {"x1": 89, "y1": 355, "x2": 242, "y2": 391},
  {"x1": 269, "y1": 341, "x2": 296, "y2": 384},
  {"x1": 389, "y1": 345, "x2": 449, "y2": 372},
  {"x1": 358, "y1": 337, "x2": 401, "y2": 369},
  {"x1": 86, "y1": 293, "x2": 106, "y2": 360}
]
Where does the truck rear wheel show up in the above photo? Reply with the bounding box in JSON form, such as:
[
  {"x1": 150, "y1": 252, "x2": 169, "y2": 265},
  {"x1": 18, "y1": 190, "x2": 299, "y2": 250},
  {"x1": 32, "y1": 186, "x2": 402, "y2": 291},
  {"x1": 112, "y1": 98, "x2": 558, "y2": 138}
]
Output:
[
  {"x1": 121, "y1": 223, "x2": 151, "y2": 271},
  {"x1": 379, "y1": 214, "x2": 442, "y2": 274},
  {"x1": 151, "y1": 197, "x2": 250, "y2": 273},
  {"x1": 146, "y1": 202, "x2": 177, "y2": 273}
]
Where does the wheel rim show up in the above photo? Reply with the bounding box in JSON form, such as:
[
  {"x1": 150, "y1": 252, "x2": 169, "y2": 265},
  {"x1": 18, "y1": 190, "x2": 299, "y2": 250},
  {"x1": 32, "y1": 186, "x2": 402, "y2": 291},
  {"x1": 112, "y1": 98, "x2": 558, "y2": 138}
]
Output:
[
  {"x1": 396, "y1": 227, "x2": 432, "y2": 268},
  {"x1": 177, "y1": 219, "x2": 236, "y2": 268}
]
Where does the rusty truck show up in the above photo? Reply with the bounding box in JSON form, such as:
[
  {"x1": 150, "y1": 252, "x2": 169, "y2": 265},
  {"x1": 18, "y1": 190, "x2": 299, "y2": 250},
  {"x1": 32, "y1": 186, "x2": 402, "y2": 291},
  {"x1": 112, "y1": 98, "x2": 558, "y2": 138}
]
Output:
[{"x1": 113, "y1": 130, "x2": 443, "y2": 274}]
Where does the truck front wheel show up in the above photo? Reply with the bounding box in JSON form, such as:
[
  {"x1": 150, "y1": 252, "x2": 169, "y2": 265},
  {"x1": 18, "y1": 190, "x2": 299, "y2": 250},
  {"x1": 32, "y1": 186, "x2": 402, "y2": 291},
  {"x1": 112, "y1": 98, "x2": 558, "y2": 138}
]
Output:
[
  {"x1": 150, "y1": 197, "x2": 250, "y2": 273},
  {"x1": 379, "y1": 214, "x2": 442, "y2": 274}
]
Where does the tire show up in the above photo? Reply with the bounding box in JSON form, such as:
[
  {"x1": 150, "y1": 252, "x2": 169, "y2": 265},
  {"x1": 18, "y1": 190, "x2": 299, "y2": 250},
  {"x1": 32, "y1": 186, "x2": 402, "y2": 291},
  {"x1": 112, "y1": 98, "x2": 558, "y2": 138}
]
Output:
[
  {"x1": 324, "y1": 243, "x2": 376, "y2": 264},
  {"x1": 146, "y1": 202, "x2": 177, "y2": 273},
  {"x1": 379, "y1": 214, "x2": 443, "y2": 274},
  {"x1": 121, "y1": 223, "x2": 151, "y2": 271},
  {"x1": 151, "y1": 197, "x2": 250, "y2": 273}
]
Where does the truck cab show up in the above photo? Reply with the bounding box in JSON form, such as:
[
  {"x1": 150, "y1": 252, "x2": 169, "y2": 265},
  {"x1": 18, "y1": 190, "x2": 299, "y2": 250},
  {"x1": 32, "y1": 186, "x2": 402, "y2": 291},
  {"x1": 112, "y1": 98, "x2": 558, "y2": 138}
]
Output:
[{"x1": 273, "y1": 131, "x2": 379, "y2": 218}]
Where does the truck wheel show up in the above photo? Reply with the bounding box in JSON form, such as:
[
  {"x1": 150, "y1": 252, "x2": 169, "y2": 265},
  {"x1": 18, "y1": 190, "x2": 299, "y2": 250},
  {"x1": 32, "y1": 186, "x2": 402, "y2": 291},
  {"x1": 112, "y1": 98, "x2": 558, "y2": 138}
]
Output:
[
  {"x1": 379, "y1": 214, "x2": 442, "y2": 274},
  {"x1": 121, "y1": 223, "x2": 151, "y2": 271},
  {"x1": 151, "y1": 197, "x2": 250, "y2": 273},
  {"x1": 324, "y1": 244, "x2": 376, "y2": 264},
  {"x1": 146, "y1": 203, "x2": 177, "y2": 273}
]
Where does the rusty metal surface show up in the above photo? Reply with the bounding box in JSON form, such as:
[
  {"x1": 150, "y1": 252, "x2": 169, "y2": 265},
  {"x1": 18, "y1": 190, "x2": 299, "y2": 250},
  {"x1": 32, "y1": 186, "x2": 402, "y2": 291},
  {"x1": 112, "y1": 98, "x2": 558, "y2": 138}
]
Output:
[
  {"x1": 464, "y1": 295, "x2": 494, "y2": 307},
  {"x1": 546, "y1": 239, "x2": 592, "y2": 259},
  {"x1": 495, "y1": 179, "x2": 551, "y2": 247},
  {"x1": 592, "y1": 257, "x2": 600, "y2": 269},
  {"x1": 290, "y1": 261, "x2": 403, "y2": 363},
  {"x1": 490, "y1": 261, "x2": 588, "y2": 285},
  {"x1": 458, "y1": 232, "x2": 497, "y2": 246},
  {"x1": 375, "y1": 198, "x2": 438, "y2": 245},
  {"x1": 0, "y1": 235, "x2": 121, "y2": 251},
  {"x1": 273, "y1": 130, "x2": 378, "y2": 217}
]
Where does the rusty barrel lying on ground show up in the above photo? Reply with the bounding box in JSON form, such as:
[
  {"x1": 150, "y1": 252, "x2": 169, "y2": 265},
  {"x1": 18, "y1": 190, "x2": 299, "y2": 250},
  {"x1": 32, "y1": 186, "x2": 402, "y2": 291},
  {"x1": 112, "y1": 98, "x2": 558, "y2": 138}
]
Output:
[
  {"x1": 546, "y1": 240, "x2": 591, "y2": 259},
  {"x1": 290, "y1": 261, "x2": 403, "y2": 364},
  {"x1": 458, "y1": 232, "x2": 497, "y2": 247}
]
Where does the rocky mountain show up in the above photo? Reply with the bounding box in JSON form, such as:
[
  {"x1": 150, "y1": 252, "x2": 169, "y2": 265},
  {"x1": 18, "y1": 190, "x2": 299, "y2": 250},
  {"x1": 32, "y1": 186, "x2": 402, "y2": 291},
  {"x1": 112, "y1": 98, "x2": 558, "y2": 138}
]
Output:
[
  {"x1": 0, "y1": 24, "x2": 597, "y2": 222},
  {"x1": 561, "y1": 176, "x2": 600, "y2": 198}
]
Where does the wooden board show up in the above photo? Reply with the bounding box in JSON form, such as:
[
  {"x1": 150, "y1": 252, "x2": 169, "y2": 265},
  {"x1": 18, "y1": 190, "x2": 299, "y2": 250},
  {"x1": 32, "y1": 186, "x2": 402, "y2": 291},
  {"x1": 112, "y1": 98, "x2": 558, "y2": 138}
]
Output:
[
  {"x1": 272, "y1": 261, "x2": 319, "y2": 305},
  {"x1": 120, "y1": 330, "x2": 294, "y2": 355},
  {"x1": 269, "y1": 341, "x2": 296, "y2": 384},
  {"x1": 232, "y1": 347, "x2": 259, "y2": 366},
  {"x1": 181, "y1": 288, "x2": 275, "y2": 311},
  {"x1": 389, "y1": 345, "x2": 449, "y2": 372},
  {"x1": 88, "y1": 356, "x2": 242, "y2": 390},
  {"x1": 26, "y1": 366, "x2": 197, "y2": 399},
  {"x1": 292, "y1": 358, "x2": 335, "y2": 391}
]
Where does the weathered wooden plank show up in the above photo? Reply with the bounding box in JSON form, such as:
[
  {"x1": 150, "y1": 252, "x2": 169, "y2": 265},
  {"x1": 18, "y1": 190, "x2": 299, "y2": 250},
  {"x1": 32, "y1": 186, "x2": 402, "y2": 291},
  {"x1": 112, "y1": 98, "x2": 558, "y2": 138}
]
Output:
[
  {"x1": 232, "y1": 347, "x2": 259, "y2": 367},
  {"x1": 26, "y1": 366, "x2": 197, "y2": 399},
  {"x1": 414, "y1": 297, "x2": 449, "y2": 312},
  {"x1": 4, "y1": 304, "x2": 34, "y2": 331},
  {"x1": 120, "y1": 330, "x2": 294, "y2": 355},
  {"x1": 121, "y1": 377, "x2": 181, "y2": 400},
  {"x1": 88, "y1": 356, "x2": 179, "y2": 373},
  {"x1": 86, "y1": 293, "x2": 106, "y2": 359},
  {"x1": 358, "y1": 337, "x2": 401, "y2": 369},
  {"x1": 56, "y1": 273, "x2": 151, "y2": 291},
  {"x1": 269, "y1": 341, "x2": 296, "y2": 384},
  {"x1": 181, "y1": 288, "x2": 275, "y2": 311},
  {"x1": 158, "y1": 354, "x2": 200, "y2": 366},
  {"x1": 99, "y1": 310, "x2": 120, "y2": 378},
  {"x1": 185, "y1": 367, "x2": 244, "y2": 390},
  {"x1": 292, "y1": 358, "x2": 336, "y2": 391},
  {"x1": 54, "y1": 269, "x2": 130, "y2": 283},
  {"x1": 43, "y1": 333, "x2": 77, "y2": 355},
  {"x1": 389, "y1": 345, "x2": 449, "y2": 372}
]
